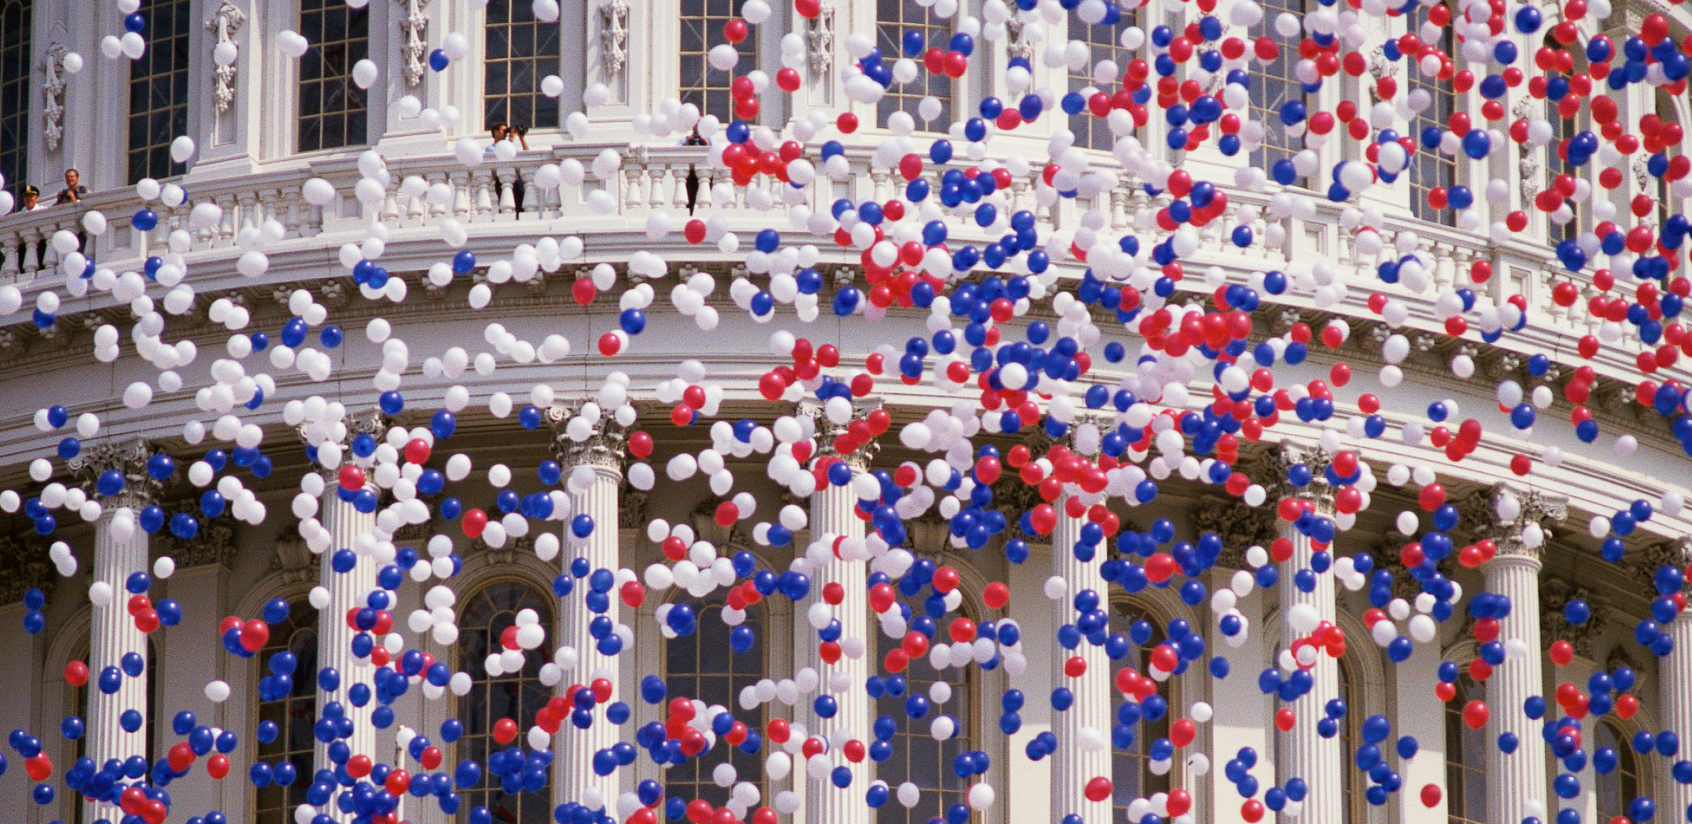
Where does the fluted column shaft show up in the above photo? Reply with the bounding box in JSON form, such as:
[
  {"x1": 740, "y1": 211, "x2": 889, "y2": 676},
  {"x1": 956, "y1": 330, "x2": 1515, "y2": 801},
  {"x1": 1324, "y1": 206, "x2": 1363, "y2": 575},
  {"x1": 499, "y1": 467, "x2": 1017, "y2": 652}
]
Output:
[
  {"x1": 316, "y1": 486, "x2": 379, "y2": 820},
  {"x1": 88, "y1": 503, "x2": 150, "y2": 824},
  {"x1": 1481, "y1": 551, "x2": 1548, "y2": 824},
  {"x1": 1052, "y1": 505, "x2": 1111, "y2": 824},
  {"x1": 556, "y1": 459, "x2": 623, "y2": 814},
  {"x1": 805, "y1": 454, "x2": 871, "y2": 824},
  {"x1": 1276, "y1": 519, "x2": 1341, "y2": 824},
  {"x1": 1664, "y1": 615, "x2": 1692, "y2": 824}
]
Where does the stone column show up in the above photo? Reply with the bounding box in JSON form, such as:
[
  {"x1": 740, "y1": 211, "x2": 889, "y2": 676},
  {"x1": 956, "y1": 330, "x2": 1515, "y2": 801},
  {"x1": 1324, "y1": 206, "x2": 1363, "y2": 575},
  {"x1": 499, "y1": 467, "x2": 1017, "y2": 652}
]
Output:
[
  {"x1": 797, "y1": 400, "x2": 874, "y2": 824},
  {"x1": 315, "y1": 478, "x2": 380, "y2": 818},
  {"x1": 1274, "y1": 445, "x2": 1340, "y2": 824},
  {"x1": 551, "y1": 408, "x2": 628, "y2": 815},
  {"x1": 69, "y1": 439, "x2": 159, "y2": 824},
  {"x1": 1654, "y1": 538, "x2": 1692, "y2": 824},
  {"x1": 1476, "y1": 484, "x2": 1564, "y2": 824},
  {"x1": 1051, "y1": 503, "x2": 1111, "y2": 824}
]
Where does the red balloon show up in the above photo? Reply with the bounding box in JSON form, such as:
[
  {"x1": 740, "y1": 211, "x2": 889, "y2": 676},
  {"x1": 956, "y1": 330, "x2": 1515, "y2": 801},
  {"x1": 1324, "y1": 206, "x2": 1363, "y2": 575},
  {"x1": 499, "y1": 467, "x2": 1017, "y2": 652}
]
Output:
[
  {"x1": 493, "y1": 717, "x2": 519, "y2": 744},
  {"x1": 572, "y1": 277, "x2": 597, "y2": 305},
  {"x1": 1421, "y1": 784, "x2": 1443, "y2": 807},
  {"x1": 620, "y1": 580, "x2": 647, "y2": 608},
  {"x1": 337, "y1": 464, "x2": 367, "y2": 491},
  {"x1": 983, "y1": 582, "x2": 1009, "y2": 609},
  {"x1": 240, "y1": 618, "x2": 270, "y2": 652},
  {"x1": 1275, "y1": 708, "x2": 1296, "y2": 731},
  {"x1": 462, "y1": 508, "x2": 489, "y2": 538},
  {"x1": 1463, "y1": 700, "x2": 1489, "y2": 729},
  {"x1": 65, "y1": 660, "x2": 88, "y2": 686},
  {"x1": 25, "y1": 753, "x2": 52, "y2": 781},
  {"x1": 1083, "y1": 776, "x2": 1113, "y2": 802},
  {"x1": 207, "y1": 753, "x2": 230, "y2": 779},
  {"x1": 1167, "y1": 789, "x2": 1192, "y2": 816},
  {"x1": 404, "y1": 438, "x2": 431, "y2": 464},
  {"x1": 684, "y1": 219, "x2": 707, "y2": 245}
]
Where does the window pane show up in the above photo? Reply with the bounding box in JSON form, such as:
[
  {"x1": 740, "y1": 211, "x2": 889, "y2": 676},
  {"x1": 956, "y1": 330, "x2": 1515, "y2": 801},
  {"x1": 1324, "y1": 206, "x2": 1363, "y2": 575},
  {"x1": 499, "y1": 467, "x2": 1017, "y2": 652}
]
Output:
[
  {"x1": 1445, "y1": 676, "x2": 1487, "y2": 824},
  {"x1": 128, "y1": 0, "x2": 192, "y2": 184},
  {"x1": 254, "y1": 602, "x2": 321, "y2": 824},
  {"x1": 486, "y1": 0, "x2": 563, "y2": 130},
  {"x1": 1404, "y1": 0, "x2": 1457, "y2": 225},
  {"x1": 875, "y1": 610, "x2": 973, "y2": 824},
  {"x1": 298, "y1": 0, "x2": 371, "y2": 152},
  {"x1": 1109, "y1": 602, "x2": 1170, "y2": 822},
  {"x1": 876, "y1": 0, "x2": 956, "y2": 130},
  {"x1": 0, "y1": 0, "x2": 31, "y2": 201},
  {"x1": 664, "y1": 599, "x2": 767, "y2": 809},
  {"x1": 460, "y1": 582, "x2": 555, "y2": 824},
  {"x1": 679, "y1": 0, "x2": 760, "y2": 125}
]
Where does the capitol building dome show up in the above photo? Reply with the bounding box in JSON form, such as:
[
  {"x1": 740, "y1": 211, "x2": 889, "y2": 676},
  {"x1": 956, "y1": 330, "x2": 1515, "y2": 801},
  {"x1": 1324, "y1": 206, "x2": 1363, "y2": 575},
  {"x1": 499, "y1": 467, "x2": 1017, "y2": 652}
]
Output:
[{"x1": 0, "y1": 1, "x2": 1690, "y2": 824}]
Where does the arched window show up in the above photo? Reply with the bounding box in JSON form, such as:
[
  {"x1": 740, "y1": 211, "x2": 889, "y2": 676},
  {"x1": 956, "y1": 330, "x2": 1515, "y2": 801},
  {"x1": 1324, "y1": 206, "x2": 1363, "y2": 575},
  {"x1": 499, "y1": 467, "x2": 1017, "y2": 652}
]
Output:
[
  {"x1": 65, "y1": 640, "x2": 89, "y2": 824},
  {"x1": 460, "y1": 581, "x2": 556, "y2": 824},
  {"x1": 255, "y1": 601, "x2": 320, "y2": 824},
  {"x1": 1404, "y1": 0, "x2": 1456, "y2": 225},
  {"x1": 298, "y1": 0, "x2": 370, "y2": 152},
  {"x1": 1335, "y1": 656, "x2": 1365, "y2": 821},
  {"x1": 680, "y1": 0, "x2": 760, "y2": 125},
  {"x1": 1443, "y1": 675, "x2": 1487, "y2": 824},
  {"x1": 1248, "y1": 0, "x2": 1307, "y2": 175},
  {"x1": 1109, "y1": 600, "x2": 1171, "y2": 817},
  {"x1": 874, "y1": 608, "x2": 975, "y2": 824},
  {"x1": 0, "y1": 0, "x2": 29, "y2": 200},
  {"x1": 1594, "y1": 720, "x2": 1640, "y2": 822},
  {"x1": 875, "y1": 0, "x2": 957, "y2": 130},
  {"x1": 663, "y1": 597, "x2": 766, "y2": 807},
  {"x1": 1065, "y1": 13, "x2": 1132, "y2": 152},
  {"x1": 128, "y1": 0, "x2": 192, "y2": 184}
]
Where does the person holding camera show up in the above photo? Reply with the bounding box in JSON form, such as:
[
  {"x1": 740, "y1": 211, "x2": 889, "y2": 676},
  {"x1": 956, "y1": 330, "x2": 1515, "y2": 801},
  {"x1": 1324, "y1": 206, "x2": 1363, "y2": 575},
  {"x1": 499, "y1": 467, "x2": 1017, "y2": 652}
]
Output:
[{"x1": 487, "y1": 121, "x2": 530, "y2": 213}]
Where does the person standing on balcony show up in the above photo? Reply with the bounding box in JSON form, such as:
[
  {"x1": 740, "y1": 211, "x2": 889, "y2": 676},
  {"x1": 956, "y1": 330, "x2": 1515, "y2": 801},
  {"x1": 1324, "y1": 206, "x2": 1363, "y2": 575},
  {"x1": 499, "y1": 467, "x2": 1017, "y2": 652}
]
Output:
[
  {"x1": 54, "y1": 168, "x2": 86, "y2": 206},
  {"x1": 15, "y1": 186, "x2": 44, "y2": 213},
  {"x1": 487, "y1": 122, "x2": 529, "y2": 213}
]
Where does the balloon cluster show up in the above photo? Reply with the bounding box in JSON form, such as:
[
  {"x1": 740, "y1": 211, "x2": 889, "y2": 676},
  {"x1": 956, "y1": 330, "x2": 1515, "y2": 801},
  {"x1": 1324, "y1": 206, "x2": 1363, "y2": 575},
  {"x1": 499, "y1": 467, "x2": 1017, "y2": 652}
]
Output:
[{"x1": 5, "y1": 0, "x2": 1692, "y2": 823}]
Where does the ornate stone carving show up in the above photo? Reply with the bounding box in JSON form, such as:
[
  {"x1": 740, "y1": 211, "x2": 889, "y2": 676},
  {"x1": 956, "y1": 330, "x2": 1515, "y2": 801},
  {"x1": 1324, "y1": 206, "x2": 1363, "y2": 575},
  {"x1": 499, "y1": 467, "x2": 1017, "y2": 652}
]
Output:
[
  {"x1": 797, "y1": 397, "x2": 882, "y2": 468},
  {"x1": 394, "y1": 0, "x2": 431, "y2": 87},
  {"x1": 204, "y1": 0, "x2": 247, "y2": 115},
  {"x1": 42, "y1": 43, "x2": 68, "y2": 153},
  {"x1": 692, "y1": 496, "x2": 748, "y2": 546},
  {"x1": 547, "y1": 404, "x2": 629, "y2": 470},
  {"x1": 599, "y1": 0, "x2": 631, "y2": 80},
  {"x1": 1624, "y1": 536, "x2": 1692, "y2": 594},
  {"x1": 392, "y1": 522, "x2": 433, "y2": 543},
  {"x1": 66, "y1": 438, "x2": 163, "y2": 510},
  {"x1": 268, "y1": 524, "x2": 319, "y2": 584},
  {"x1": 1006, "y1": 17, "x2": 1034, "y2": 63},
  {"x1": 155, "y1": 519, "x2": 237, "y2": 568},
  {"x1": 0, "y1": 535, "x2": 56, "y2": 605},
  {"x1": 1460, "y1": 483, "x2": 1568, "y2": 561},
  {"x1": 1191, "y1": 495, "x2": 1277, "y2": 570},
  {"x1": 1269, "y1": 442, "x2": 1333, "y2": 505},
  {"x1": 806, "y1": 4, "x2": 834, "y2": 76},
  {"x1": 1367, "y1": 42, "x2": 1397, "y2": 83},
  {"x1": 618, "y1": 485, "x2": 649, "y2": 529},
  {"x1": 904, "y1": 510, "x2": 953, "y2": 554},
  {"x1": 471, "y1": 533, "x2": 533, "y2": 561},
  {"x1": 1540, "y1": 577, "x2": 1605, "y2": 658},
  {"x1": 1518, "y1": 155, "x2": 1540, "y2": 206}
]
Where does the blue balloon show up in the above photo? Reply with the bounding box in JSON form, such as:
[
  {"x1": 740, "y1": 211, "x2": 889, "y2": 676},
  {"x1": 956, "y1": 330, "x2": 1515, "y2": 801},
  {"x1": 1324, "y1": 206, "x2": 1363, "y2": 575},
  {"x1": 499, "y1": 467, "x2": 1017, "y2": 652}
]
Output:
[
  {"x1": 133, "y1": 209, "x2": 159, "y2": 231},
  {"x1": 429, "y1": 49, "x2": 450, "y2": 71}
]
